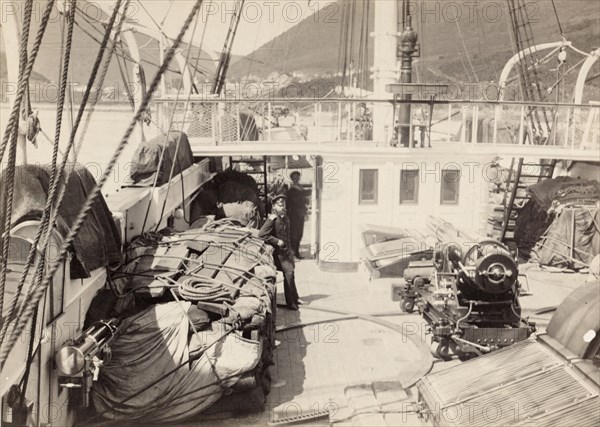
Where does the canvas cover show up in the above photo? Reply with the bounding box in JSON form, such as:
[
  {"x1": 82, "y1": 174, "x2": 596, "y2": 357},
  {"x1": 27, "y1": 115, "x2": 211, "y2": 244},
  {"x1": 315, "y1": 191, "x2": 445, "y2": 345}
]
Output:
[
  {"x1": 536, "y1": 207, "x2": 600, "y2": 268},
  {"x1": 129, "y1": 131, "x2": 194, "y2": 185},
  {"x1": 514, "y1": 177, "x2": 600, "y2": 266},
  {"x1": 92, "y1": 301, "x2": 261, "y2": 422},
  {"x1": 0, "y1": 164, "x2": 121, "y2": 278}
]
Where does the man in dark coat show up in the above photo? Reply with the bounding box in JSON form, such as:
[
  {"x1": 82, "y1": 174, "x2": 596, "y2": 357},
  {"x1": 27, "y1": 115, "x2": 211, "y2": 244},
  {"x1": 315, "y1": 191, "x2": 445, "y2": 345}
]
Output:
[
  {"x1": 286, "y1": 171, "x2": 307, "y2": 259},
  {"x1": 258, "y1": 194, "x2": 302, "y2": 310}
]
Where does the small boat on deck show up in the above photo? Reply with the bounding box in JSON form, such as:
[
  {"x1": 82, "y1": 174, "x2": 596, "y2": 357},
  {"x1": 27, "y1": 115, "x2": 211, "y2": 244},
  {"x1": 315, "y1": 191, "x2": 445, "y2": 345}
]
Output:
[{"x1": 360, "y1": 224, "x2": 434, "y2": 279}]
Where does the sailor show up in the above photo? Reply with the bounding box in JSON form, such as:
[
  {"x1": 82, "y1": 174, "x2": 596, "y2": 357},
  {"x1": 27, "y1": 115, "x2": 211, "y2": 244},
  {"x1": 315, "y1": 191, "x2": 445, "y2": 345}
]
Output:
[
  {"x1": 286, "y1": 171, "x2": 307, "y2": 259},
  {"x1": 258, "y1": 194, "x2": 303, "y2": 310}
]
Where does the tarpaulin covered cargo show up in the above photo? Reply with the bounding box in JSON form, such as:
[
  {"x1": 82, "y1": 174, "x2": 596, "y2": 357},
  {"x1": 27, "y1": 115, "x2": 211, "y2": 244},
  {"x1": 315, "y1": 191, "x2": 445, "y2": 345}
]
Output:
[
  {"x1": 0, "y1": 164, "x2": 121, "y2": 278},
  {"x1": 514, "y1": 177, "x2": 600, "y2": 267},
  {"x1": 92, "y1": 302, "x2": 262, "y2": 422},
  {"x1": 91, "y1": 221, "x2": 278, "y2": 422},
  {"x1": 129, "y1": 131, "x2": 194, "y2": 185}
]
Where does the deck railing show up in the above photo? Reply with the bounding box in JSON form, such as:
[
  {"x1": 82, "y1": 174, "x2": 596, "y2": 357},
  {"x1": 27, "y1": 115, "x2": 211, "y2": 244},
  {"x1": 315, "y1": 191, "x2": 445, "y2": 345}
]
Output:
[{"x1": 150, "y1": 97, "x2": 600, "y2": 151}]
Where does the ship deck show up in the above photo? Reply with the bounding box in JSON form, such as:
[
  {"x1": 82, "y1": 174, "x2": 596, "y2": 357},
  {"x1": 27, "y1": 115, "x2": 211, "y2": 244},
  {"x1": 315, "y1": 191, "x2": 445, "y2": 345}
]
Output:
[{"x1": 187, "y1": 227, "x2": 591, "y2": 427}]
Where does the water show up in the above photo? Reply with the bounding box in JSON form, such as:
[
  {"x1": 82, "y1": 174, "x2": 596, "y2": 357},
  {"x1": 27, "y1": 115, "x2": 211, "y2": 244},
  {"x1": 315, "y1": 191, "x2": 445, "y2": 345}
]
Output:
[{"x1": 1, "y1": 103, "x2": 157, "y2": 195}]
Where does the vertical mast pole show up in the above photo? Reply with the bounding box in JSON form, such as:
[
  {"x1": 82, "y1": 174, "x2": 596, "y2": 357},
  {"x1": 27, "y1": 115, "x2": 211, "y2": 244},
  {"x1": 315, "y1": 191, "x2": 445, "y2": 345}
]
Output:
[
  {"x1": 397, "y1": 1, "x2": 418, "y2": 147},
  {"x1": 371, "y1": 0, "x2": 398, "y2": 143}
]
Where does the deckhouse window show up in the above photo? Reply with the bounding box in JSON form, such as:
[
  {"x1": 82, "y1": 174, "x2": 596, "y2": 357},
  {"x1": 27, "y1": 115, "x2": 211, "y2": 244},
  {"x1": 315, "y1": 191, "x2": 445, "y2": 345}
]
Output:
[
  {"x1": 400, "y1": 169, "x2": 419, "y2": 204},
  {"x1": 441, "y1": 169, "x2": 460, "y2": 204},
  {"x1": 359, "y1": 169, "x2": 378, "y2": 204}
]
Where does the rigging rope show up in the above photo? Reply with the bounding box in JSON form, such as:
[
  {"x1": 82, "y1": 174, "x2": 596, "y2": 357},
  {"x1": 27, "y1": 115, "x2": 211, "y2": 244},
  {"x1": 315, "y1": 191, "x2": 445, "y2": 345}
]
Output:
[
  {"x1": 75, "y1": 2, "x2": 133, "y2": 158},
  {"x1": 455, "y1": 20, "x2": 479, "y2": 83},
  {"x1": 160, "y1": 0, "x2": 175, "y2": 26},
  {"x1": 1, "y1": 0, "x2": 206, "y2": 369},
  {"x1": 550, "y1": 0, "x2": 565, "y2": 38},
  {"x1": 0, "y1": 0, "x2": 124, "y2": 347},
  {"x1": 0, "y1": 0, "x2": 55, "y2": 162},
  {"x1": 0, "y1": 0, "x2": 76, "y2": 346},
  {"x1": 140, "y1": 5, "x2": 207, "y2": 234},
  {"x1": 1, "y1": 0, "x2": 123, "y2": 347},
  {"x1": 73, "y1": 9, "x2": 185, "y2": 76},
  {"x1": 21, "y1": 3, "x2": 136, "y2": 342},
  {"x1": 0, "y1": 0, "x2": 35, "y2": 322}
]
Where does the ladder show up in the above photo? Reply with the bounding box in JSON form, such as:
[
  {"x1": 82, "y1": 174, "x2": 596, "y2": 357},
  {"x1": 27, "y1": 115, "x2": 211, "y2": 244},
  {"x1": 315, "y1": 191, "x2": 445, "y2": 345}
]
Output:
[
  {"x1": 507, "y1": 0, "x2": 554, "y2": 143},
  {"x1": 499, "y1": 0, "x2": 559, "y2": 244},
  {"x1": 229, "y1": 156, "x2": 269, "y2": 212},
  {"x1": 500, "y1": 158, "x2": 557, "y2": 243}
]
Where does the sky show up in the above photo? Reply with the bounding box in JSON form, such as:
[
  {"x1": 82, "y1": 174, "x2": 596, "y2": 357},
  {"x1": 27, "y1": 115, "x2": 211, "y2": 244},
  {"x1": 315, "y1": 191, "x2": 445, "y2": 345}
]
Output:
[{"x1": 103, "y1": 0, "x2": 333, "y2": 56}]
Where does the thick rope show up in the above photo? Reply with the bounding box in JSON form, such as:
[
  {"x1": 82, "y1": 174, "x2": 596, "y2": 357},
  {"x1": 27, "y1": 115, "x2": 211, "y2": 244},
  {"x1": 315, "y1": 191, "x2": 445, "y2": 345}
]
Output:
[
  {"x1": 0, "y1": 0, "x2": 56, "y2": 162},
  {"x1": 139, "y1": 3, "x2": 211, "y2": 233},
  {"x1": 0, "y1": 0, "x2": 34, "y2": 322},
  {"x1": 0, "y1": 0, "x2": 120, "y2": 346},
  {"x1": 0, "y1": 1, "x2": 77, "y2": 346},
  {"x1": 0, "y1": 0, "x2": 122, "y2": 348},
  {"x1": 9, "y1": 0, "x2": 129, "y2": 345},
  {"x1": 1, "y1": 0, "x2": 205, "y2": 368},
  {"x1": 149, "y1": 10, "x2": 209, "y2": 232},
  {"x1": 75, "y1": 0, "x2": 133, "y2": 154}
]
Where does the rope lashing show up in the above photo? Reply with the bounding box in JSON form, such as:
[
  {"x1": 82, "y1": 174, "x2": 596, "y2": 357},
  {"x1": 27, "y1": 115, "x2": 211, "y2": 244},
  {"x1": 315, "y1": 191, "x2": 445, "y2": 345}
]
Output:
[
  {"x1": 24, "y1": 111, "x2": 41, "y2": 147},
  {"x1": 0, "y1": 0, "x2": 206, "y2": 369},
  {"x1": 0, "y1": 0, "x2": 77, "y2": 346},
  {"x1": 1, "y1": 0, "x2": 125, "y2": 347},
  {"x1": 0, "y1": 0, "x2": 56, "y2": 162},
  {"x1": 0, "y1": 0, "x2": 35, "y2": 323},
  {"x1": 0, "y1": 0, "x2": 123, "y2": 347}
]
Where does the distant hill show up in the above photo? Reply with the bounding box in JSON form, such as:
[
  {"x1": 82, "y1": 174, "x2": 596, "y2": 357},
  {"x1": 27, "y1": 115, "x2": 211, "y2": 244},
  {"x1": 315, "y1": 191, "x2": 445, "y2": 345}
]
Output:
[
  {"x1": 228, "y1": 0, "x2": 600, "y2": 100},
  {"x1": 2, "y1": 0, "x2": 598, "y2": 103},
  {"x1": 0, "y1": 0, "x2": 217, "y2": 103}
]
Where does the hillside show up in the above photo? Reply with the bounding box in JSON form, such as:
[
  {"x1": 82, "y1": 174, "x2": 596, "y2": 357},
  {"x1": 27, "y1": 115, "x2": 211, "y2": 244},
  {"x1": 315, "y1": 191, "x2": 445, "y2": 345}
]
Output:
[
  {"x1": 228, "y1": 0, "x2": 600, "y2": 100},
  {"x1": 0, "y1": 0, "x2": 216, "y2": 103}
]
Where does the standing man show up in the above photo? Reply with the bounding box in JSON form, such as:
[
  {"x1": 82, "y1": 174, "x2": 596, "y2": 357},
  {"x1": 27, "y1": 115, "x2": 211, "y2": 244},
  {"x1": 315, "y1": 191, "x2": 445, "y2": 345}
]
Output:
[
  {"x1": 286, "y1": 171, "x2": 307, "y2": 259},
  {"x1": 259, "y1": 194, "x2": 303, "y2": 310}
]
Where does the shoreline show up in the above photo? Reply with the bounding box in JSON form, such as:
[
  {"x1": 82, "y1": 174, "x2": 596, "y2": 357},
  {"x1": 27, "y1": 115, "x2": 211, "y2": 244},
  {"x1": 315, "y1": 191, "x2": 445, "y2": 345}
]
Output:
[{"x1": 0, "y1": 102, "x2": 135, "y2": 113}]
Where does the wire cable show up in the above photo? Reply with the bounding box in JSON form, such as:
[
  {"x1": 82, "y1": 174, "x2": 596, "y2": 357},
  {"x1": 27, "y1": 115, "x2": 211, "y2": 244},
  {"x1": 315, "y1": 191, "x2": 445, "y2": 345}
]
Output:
[{"x1": 550, "y1": 0, "x2": 565, "y2": 38}]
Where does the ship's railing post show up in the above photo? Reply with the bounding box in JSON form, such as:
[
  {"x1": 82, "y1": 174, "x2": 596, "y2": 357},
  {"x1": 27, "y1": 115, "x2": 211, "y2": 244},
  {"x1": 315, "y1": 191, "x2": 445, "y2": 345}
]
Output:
[
  {"x1": 235, "y1": 102, "x2": 240, "y2": 142},
  {"x1": 471, "y1": 105, "x2": 479, "y2": 144},
  {"x1": 212, "y1": 103, "x2": 218, "y2": 145},
  {"x1": 461, "y1": 106, "x2": 467, "y2": 143},
  {"x1": 518, "y1": 105, "x2": 525, "y2": 145},
  {"x1": 447, "y1": 104, "x2": 452, "y2": 143},
  {"x1": 493, "y1": 104, "x2": 499, "y2": 145},
  {"x1": 337, "y1": 101, "x2": 342, "y2": 142},
  {"x1": 317, "y1": 101, "x2": 322, "y2": 145},
  {"x1": 268, "y1": 101, "x2": 272, "y2": 142},
  {"x1": 409, "y1": 107, "x2": 414, "y2": 148},
  {"x1": 567, "y1": 106, "x2": 574, "y2": 148}
]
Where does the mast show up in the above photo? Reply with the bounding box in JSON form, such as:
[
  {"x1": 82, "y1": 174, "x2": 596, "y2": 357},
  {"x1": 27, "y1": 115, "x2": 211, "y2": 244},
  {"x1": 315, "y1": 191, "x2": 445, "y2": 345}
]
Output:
[
  {"x1": 371, "y1": 0, "x2": 398, "y2": 142},
  {"x1": 212, "y1": 0, "x2": 245, "y2": 95},
  {"x1": 396, "y1": 1, "x2": 418, "y2": 147}
]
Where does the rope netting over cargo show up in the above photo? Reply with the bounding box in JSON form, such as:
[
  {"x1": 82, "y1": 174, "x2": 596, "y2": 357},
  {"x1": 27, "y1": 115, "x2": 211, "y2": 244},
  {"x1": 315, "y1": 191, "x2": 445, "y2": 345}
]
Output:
[
  {"x1": 514, "y1": 177, "x2": 600, "y2": 268},
  {"x1": 89, "y1": 220, "x2": 278, "y2": 422}
]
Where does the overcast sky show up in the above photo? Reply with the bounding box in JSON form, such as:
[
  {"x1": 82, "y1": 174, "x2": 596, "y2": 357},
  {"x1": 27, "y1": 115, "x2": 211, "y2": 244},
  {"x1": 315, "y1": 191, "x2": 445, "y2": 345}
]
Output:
[{"x1": 113, "y1": 0, "x2": 332, "y2": 56}]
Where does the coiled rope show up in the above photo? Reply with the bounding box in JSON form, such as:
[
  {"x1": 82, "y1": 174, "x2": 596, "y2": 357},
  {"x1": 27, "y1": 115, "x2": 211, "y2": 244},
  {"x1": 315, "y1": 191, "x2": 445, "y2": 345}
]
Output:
[{"x1": 0, "y1": 0, "x2": 206, "y2": 368}]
